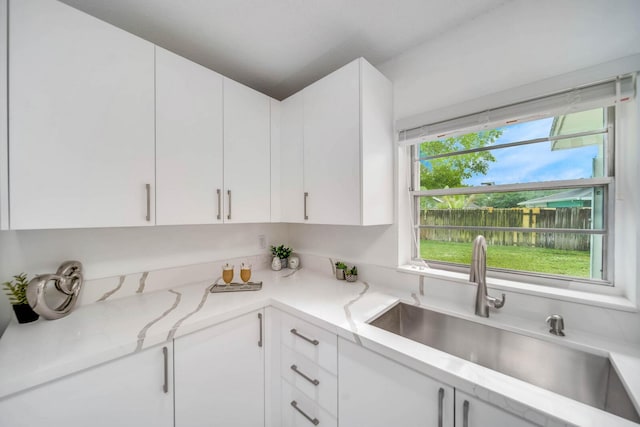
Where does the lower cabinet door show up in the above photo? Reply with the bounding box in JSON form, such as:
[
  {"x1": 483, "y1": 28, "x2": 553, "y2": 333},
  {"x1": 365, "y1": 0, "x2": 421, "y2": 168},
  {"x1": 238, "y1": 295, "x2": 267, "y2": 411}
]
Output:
[
  {"x1": 338, "y1": 337, "x2": 454, "y2": 427},
  {"x1": 174, "y1": 309, "x2": 265, "y2": 427},
  {"x1": 455, "y1": 391, "x2": 539, "y2": 427},
  {"x1": 0, "y1": 344, "x2": 173, "y2": 427}
]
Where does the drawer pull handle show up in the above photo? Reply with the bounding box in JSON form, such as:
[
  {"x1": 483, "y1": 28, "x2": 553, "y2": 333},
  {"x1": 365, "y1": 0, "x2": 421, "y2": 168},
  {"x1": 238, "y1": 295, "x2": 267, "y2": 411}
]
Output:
[
  {"x1": 291, "y1": 400, "x2": 319, "y2": 425},
  {"x1": 304, "y1": 192, "x2": 309, "y2": 220},
  {"x1": 258, "y1": 313, "x2": 263, "y2": 348},
  {"x1": 290, "y1": 329, "x2": 319, "y2": 346},
  {"x1": 291, "y1": 364, "x2": 320, "y2": 386}
]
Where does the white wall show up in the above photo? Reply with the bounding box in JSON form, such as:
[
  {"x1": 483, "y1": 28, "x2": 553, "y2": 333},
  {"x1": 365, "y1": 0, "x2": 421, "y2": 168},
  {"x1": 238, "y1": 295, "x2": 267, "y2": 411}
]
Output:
[
  {"x1": 380, "y1": 0, "x2": 640, "y2": 122},
  {"x1": 0, "y1": 223, "x2": 289, "y2": 332}
]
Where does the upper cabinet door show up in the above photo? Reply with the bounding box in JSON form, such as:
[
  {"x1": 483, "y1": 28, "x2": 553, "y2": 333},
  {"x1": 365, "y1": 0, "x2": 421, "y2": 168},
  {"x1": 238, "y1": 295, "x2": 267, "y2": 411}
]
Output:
[
  {"x1": 155, "y1": 47, "x2": 223, "y2": 225},
  {"x1": 303, "y1": 60, "x2": 361, "y2": 225},
  {"x1": 280, "y1": 92, "x2": 304, "y2": 223},
  {"x1": 223, "y1": 78, "x2": 271, "y2": 223},
  {"x1": 9, "y1": 0, "x2": 155, "y2": 229}
]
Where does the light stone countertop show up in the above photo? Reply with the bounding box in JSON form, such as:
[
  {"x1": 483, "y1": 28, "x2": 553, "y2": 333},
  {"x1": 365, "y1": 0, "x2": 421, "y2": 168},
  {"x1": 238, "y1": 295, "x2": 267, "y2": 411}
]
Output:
[{"x1": 0, "y1": 265, "x2": 639, "y2": 427}]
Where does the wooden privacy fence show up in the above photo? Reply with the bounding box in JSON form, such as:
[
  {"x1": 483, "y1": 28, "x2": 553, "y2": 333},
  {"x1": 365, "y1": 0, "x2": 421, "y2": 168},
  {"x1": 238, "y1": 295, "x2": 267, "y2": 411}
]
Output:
[{"x1": 421, "y1": 207, "x2": 592, "y2": 251}]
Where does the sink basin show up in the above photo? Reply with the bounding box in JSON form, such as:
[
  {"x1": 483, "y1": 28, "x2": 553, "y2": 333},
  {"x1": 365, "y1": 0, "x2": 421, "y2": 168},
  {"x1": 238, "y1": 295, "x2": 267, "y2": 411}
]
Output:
[{"x1": 369, "y1": 302, "x2": 640, "y2": 423}]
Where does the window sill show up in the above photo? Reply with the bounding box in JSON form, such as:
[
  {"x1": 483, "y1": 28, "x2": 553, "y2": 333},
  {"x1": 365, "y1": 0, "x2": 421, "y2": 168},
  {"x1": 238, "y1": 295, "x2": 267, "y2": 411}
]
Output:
[{"x1": 397, "y1": 264, "x2": 638, "y2": 313}]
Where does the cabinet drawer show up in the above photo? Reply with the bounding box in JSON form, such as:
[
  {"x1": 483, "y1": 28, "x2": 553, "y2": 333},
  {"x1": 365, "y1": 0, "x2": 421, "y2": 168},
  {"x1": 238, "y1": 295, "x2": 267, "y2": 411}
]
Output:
[
  {"x1": 280, "y1": 345, "x2": 337, "y2": 416},
  {"x1": 280, "y1": 312, "x2": 337, "y2": 374},
  {"x1": 281, "y1": 380, "x2": 337, "y2": 427}
]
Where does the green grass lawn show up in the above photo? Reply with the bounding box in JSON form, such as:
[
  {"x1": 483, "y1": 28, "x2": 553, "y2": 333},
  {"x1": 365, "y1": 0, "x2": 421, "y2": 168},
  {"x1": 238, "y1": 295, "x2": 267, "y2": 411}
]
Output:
[{"x1": 420, "y1": 240, "x2": 591, "y2": 278}]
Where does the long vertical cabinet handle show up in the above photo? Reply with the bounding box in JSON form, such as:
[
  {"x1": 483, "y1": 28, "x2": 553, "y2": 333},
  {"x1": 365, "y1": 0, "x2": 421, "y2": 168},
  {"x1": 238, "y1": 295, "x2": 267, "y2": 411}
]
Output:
[
  {"x1": 304, "y1": 192, "x2": 309, "y2": 220},
  {"x1": 438, "y1": 388, "x2": 444, "y2": 427},
  {"x1": 216, "y1": 189, "x2": 222, "y2": 220},
  {"x1": 463, "y1": 400, "x2": 470, "y2": 427},
  {"x1": 145, "y1": 184, "x2": 151, "y2": 222},
  {"x1": 162, "y1": 346, "x2": 169, "y2": 394},
  {"x1": 258, "y1": 313, "x2": 263, "y2": 347},
  {"x1": 227, "y1": 190, "x2": 232, "y2": 220}
]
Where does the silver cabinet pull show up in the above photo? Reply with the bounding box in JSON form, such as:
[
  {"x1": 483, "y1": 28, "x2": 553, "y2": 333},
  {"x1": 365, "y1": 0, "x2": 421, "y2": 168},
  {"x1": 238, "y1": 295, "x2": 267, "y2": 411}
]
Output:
[
  {"x1": 258, "y1": 313, "x2": 263, "y2": 347},
  {"x1": 291, "y1": 365, "x2": 320, "y2": 386},
  {"x1": 290, "y1": 328, "x2": 319, "y2": 346},
  {"x1": 227, "y1": 190, "x2": 232, "y2": 220},
  {"x1": 291, "y1": 400, "x2": 319, "y2": 425},
  {"x1": 145, "y1": 183, "x2": 151, "y2": 222},
  {"x1": 304, "y1": 192, "x2": 309, "y2": 220},
  {"x1": 463, "y1": 400, "x2": 469, "y2": 427},
  {"x1": 162, "y1": 346, "x2": 168, "y2": 394},
  {"x1": 438, "y1": 388, "x2": 444, "y2": 427},
  {"x1": 216, "y1": 189, "x2": 221, "y2": 220}
]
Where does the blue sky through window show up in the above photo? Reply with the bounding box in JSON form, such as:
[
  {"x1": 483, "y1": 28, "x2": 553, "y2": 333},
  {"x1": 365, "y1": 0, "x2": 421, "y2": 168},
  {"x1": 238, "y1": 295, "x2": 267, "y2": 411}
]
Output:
[{"x1": 465, "y1": 118, "x2": 600, "y2": 186}]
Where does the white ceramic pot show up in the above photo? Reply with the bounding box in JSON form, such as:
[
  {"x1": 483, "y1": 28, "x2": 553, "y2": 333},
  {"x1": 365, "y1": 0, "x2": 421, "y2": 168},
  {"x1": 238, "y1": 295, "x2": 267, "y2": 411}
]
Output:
[{"x1": 271, "y1": 257, "x2": 282, "y2": 271}]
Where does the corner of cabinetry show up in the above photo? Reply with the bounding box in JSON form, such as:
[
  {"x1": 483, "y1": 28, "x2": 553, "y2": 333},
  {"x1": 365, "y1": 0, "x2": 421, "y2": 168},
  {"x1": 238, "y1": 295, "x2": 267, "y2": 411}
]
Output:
[
  {"x1": 0, "y1": 0, "x2": 8, "y2": 230},
  {"x1": 360, "y1": 60, "x2": 394, "y2": 225}
]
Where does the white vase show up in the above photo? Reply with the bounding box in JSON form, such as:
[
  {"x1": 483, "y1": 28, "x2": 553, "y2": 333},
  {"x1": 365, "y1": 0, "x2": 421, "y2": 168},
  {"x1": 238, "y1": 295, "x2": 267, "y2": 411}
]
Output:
[{"x1": 271, "y1": 257, "x2": 282, "y2": 271}]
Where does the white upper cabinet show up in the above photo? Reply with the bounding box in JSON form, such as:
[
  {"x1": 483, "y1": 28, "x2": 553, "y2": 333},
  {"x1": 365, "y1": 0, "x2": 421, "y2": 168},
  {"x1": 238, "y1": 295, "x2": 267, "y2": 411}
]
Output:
[
  {"x1": 280, "y1": 92, "x2": 305, "y2": 223},
  {"x1": 0, "y1": 0, "x2": 7, "y2": 231},
  {"x1": 282, "y1": 57, "x2": 393, "y2": 226},
  {"x1": 303, "y1": 60, "x2": 361, "y2": 225},
  {"x1": 223, "y1": 78, "x2": 271, "y2": 223},
  {"x1": 155, "y1": 47, "x2": 224, "y2": 225},
  {"x1": 9, "y1": 0, "x2": 155, "y2": 229}
]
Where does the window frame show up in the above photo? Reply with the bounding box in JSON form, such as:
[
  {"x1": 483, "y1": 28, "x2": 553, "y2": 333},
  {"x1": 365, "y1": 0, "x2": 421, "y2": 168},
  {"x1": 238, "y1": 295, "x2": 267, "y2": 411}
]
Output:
[{"x1": 409, "y1": 106, "x2": 616, "y2": 289}]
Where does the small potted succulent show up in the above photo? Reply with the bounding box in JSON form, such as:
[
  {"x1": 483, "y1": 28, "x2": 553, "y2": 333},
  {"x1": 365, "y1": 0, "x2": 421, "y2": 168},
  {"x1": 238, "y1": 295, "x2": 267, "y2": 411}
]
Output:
[
  {"x1": 335, "y1": 262, "x2": 347, "y2": 280},
  {"x1": 271, "y1": 245, "x2": 293, "y2": 269},
  {"x1": 3, "y1": 273, "x2": 39, "y2": 324},
  {"x1": 345, "y1": 266, "x2": 358, "y2": 283}
]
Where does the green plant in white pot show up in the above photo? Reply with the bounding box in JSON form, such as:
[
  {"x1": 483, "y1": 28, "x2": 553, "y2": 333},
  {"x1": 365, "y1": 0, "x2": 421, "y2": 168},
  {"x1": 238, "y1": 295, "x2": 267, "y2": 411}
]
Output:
[
  {"x1": 335, "y1": 261, "x2": 347, "y2": 280},
  {"x1": 345, "y1": 266, "x2": 358, "y2": 283},
  {"x1": 271, "y1": 245, "x2": 292, "y2": 269}
]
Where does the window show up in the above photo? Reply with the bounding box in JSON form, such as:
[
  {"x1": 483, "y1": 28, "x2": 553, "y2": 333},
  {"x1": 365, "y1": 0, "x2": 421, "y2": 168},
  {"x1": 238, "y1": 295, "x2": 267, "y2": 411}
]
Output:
[{"x1": 403, "y1": 76, "x2": 635, "y2": 287}]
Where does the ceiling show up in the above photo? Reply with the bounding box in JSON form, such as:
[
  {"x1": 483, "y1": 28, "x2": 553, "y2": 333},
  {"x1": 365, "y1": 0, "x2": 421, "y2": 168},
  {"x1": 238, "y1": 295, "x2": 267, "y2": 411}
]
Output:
[{"x1": 59, "y1": 0, "x2": 511, "y2": 100}]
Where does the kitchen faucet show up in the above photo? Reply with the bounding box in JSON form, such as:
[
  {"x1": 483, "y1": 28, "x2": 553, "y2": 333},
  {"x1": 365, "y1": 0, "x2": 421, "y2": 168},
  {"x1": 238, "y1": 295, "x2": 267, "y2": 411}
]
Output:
[{"x1": 470, "y1": 235, "x2": 505, "y2": 317}]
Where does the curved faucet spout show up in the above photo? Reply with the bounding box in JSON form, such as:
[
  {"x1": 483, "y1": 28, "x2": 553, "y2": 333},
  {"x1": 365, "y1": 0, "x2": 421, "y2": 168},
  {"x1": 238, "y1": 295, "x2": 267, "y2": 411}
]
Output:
[{"x1": 470, "y1": 236, "x2": 505, "y2": 317}]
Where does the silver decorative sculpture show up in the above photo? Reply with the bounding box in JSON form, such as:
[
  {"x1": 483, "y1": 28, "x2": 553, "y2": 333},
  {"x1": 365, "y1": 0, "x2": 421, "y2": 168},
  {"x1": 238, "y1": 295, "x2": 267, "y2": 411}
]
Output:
[{"x1": 26, "y1": 261, "x2": 84, "y2": 320}]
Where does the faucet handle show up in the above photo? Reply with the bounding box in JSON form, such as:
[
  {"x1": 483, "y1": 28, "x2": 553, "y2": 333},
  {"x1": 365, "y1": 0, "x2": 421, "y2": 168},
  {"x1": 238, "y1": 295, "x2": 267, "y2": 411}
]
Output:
[
  {"x1": 494, "y1": 293, "x2": 505, "y2": 309},
  {"x1": 546, "y1": 314, "x2": 565, "y2": 336}
]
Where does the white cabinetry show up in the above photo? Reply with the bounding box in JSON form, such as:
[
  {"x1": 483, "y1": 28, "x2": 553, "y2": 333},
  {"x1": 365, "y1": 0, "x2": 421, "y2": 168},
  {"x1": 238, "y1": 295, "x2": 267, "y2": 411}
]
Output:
[
  {"x1": 280, "y1": 57, "x2": 393, "y2": 225},
  {"x1": 269, "y1": 308, "x2": 338, "y2": 427},
  {"x1": 174, "y1": 310, "x2": 265, "y2": 427},
  {"x1": 455, "y1": 391, "x2": 538, "y2": 427},
  {"x1": 155, "y1": 46, "x2": 224, "y2": 225},
  {"x1": 9, "y1": 0, "x2": 155, "y2": 229},
  {"x1": 280, "y1": 92, "x2": 304, "y2": 223},
  {"x1": 339, "y1": 337, "x2": 454, "y2": 427},
  {"x1": 223, "y1": 78, "x2": 271, "y2": 223},
  {"x1": 0, "y1": 344, "x2": 173, "y2": 427}
]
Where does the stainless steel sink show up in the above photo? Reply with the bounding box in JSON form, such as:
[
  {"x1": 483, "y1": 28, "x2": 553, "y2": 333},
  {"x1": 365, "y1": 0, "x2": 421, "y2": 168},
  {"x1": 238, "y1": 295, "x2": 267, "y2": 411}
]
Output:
[{"x1": 369, "y1": 302, "x2": 640, "y2": 423}]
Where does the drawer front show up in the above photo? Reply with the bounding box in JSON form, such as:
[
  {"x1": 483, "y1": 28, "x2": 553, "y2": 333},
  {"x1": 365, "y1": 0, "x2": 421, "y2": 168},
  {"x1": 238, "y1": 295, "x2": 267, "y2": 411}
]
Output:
[
  {"x1": 280, "y1": 345, "x2": 337, "y2": 416},
  {"x1": 281, "y1": 380, "x2": 337, "y2": 427},
  {"x1": 280, "y1": 312, "x2": 337, "y2": 374}
]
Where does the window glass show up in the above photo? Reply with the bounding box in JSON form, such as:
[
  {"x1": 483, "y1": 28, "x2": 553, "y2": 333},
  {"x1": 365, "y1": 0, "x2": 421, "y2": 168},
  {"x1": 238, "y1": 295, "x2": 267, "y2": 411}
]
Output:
[{"x1": 413, "y1": 107, "x2": 611, "y2": 284}]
